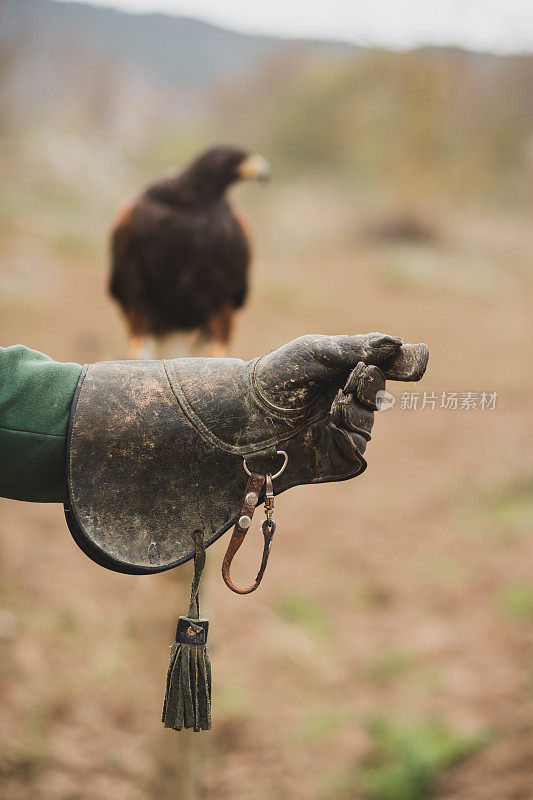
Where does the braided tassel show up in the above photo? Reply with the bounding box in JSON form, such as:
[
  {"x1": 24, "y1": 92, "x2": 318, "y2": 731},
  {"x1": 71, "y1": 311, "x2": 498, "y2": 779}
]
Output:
[
  {"x1": 162, "y1": 617, "x2": 212, "y2": 731},
  {"x1": 162, "y1": 529, "x2": 212, "y2": 732}
]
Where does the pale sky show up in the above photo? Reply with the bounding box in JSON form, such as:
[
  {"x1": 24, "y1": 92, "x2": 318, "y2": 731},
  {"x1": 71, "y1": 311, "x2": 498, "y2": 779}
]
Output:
[{"x1": 54, "y1": 0, "x2": 533, "y2": 53}]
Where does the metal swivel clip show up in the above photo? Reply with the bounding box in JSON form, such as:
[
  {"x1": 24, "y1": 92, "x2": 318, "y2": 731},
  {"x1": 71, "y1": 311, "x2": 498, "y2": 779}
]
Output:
[{"x1": 262, "y1": 472, "x2": 276, "y2": 541}]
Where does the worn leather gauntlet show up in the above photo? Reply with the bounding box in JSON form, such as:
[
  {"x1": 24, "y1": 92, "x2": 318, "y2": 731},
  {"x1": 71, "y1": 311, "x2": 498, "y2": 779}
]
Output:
[{"x1": 65, "y1": 334, "x2": 428, "y2": 574}]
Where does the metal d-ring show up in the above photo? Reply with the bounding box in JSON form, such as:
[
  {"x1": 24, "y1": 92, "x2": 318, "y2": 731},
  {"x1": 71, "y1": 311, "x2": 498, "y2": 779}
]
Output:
[{"x1": 243, "y1": 450, "x2": 288, "y2": 480}]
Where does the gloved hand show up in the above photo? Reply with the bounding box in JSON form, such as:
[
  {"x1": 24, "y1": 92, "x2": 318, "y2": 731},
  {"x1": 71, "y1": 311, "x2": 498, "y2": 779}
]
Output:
[
  {"x1": 65, "y1": 334, "x2": 428, "y2": 574},
  {"x1": 252, "y1": 333, "x2": 402, "y2": 473}
]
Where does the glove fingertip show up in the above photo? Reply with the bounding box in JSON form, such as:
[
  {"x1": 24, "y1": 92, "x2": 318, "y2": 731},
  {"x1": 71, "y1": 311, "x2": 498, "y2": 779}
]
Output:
[{"x1": 366, "y1": 335, "x2": 403, "y2": 363}]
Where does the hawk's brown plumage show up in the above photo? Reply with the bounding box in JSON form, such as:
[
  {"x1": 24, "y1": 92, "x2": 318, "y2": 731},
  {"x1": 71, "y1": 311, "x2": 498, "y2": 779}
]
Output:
[{"x1": 109, "y1": 145, "x2": 269, "y2": 351}]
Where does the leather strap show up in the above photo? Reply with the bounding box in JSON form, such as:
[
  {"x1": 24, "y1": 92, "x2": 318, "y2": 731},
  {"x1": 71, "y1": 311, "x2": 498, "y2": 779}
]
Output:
[
  {"x1": 222, "y1": 472, "x2": 275, "y2": 595},
  {"x1": 187, "y1": 528, "x2": 206, "y2": 619}
]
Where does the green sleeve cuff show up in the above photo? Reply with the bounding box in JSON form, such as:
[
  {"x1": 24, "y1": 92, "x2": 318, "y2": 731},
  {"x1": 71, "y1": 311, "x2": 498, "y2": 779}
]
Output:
[{"x1": 0, "y1": 345, "x2": 82, "y2": 503}]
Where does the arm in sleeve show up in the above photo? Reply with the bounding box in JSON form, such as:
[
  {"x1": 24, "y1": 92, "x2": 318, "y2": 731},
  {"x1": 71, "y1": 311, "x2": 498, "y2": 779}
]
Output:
[{"x1": 0, "y1": 345, "x2": 82, "y2": 502}]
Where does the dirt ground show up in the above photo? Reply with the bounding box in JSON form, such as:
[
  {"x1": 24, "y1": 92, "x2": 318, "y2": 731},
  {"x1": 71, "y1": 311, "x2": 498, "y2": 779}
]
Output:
[{"x1": 1, "y1": 175, "x2": 532, "y2": 799}]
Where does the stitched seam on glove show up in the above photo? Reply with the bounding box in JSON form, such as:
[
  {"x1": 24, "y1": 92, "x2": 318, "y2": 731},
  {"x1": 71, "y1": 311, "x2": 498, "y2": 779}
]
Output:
[
  {"x1": 163, "y1": 359, "x2": 330, "y2": 455},
  {"x1": 249, "y1": 355, "x2": 323, "y2": 415}
]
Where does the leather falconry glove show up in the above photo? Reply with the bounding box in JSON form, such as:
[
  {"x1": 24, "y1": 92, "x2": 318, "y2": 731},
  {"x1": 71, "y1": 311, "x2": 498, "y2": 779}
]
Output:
[{"x1": 64, "y1": 333, "x2": 428, "y2": 575}]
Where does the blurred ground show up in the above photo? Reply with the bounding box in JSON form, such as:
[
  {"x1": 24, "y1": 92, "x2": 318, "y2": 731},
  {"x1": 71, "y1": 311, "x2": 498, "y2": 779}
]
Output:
[{"x1": 1, "y1": 135, "x2": 532, "y2": 800}]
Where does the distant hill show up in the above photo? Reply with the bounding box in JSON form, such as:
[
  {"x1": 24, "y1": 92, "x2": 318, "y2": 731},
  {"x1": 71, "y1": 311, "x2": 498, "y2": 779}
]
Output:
[{"x1": 0, "y1": 0, "x2": 352, "y2": 90}]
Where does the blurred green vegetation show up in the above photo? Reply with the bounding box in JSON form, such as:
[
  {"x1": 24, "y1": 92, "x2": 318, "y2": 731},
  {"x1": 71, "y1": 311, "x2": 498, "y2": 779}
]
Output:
[
  {"x1": 138, "y1": 49, "x2": 533, "y2": 210},
  {"x1": 3, "y1": 707, "x2": 52, "y2": 784},
  {"x1": 456, "y1": 474, "x2": 533, "y2": 539},
  {"x1": 251, "y1": 51, "x2": 533, "y2": 207},
  {"x1": 416, "y1": 553, "x2": 469, "y2": 588},
  {"x1": 358, "y1": 715, "x2": 491, "y2": 800},
  {"x1": 216, "y1": 679, "x2": 254, "y2": 723},
  {"x1": 361, "y1": 649, "x2": 415, "y2": 683},
  {"x1": 500, "y1": 582, "x2": 533, "y2": 620},
  {"x1": 479, "y1": 477, "x2": 533, "y2": 530},
  {"x1": 293, "y1": 705, "x2": 350, "y2": 746},
  {"x1": 315, "y1": 716, "x2": 490, "y2": 800},
  {"x1": 275, "y1": 590, "x2": 330, "y2": 638}
]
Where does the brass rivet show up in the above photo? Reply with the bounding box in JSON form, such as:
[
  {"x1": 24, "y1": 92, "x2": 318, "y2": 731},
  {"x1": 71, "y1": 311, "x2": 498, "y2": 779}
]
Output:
[
  {"x1": 239, "y1": 515, "x2": 252, "y2": 529},
  {"x1": 245, "y1": 492, "x2": 258, "y2": 506}
]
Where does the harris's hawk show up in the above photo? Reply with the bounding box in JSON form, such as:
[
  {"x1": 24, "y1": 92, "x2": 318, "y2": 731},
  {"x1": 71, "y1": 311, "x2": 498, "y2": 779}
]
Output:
[{"x1": 109, "y1": 145, "x2": 270, "y2": 358}]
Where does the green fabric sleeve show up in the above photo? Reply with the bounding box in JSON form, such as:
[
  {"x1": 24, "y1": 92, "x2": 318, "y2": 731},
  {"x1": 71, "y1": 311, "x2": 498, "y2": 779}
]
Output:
[{"x1": 0, "y1": 345, "x2": 82, "y2": 503}]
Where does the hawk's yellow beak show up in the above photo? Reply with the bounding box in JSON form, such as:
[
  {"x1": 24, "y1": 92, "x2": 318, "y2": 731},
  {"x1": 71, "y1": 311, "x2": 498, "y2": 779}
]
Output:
[{"x1": 238, "y1": 154, "x2": 271, "y2": 182}]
